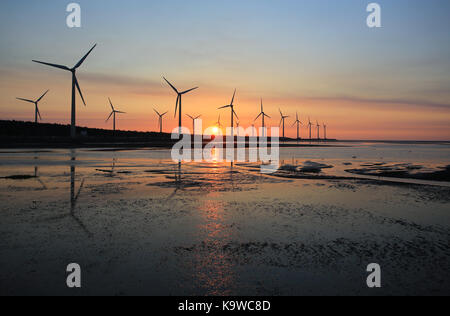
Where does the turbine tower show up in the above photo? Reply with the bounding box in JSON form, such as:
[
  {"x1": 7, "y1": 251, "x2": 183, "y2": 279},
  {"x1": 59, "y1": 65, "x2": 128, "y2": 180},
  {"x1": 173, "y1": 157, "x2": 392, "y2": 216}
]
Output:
[
  {"x1": 154, "y1": 109, "x2": 168, "y2": 134},
  {"x1": 218, "y1": 89, "x2": 239, "y2": 137},
  {"x1": 16, "y1": 90, "x2": 49, "y2": 123},
  {"x1": 279, "y1": 108, "x2": 290, "y2": 139},
  {"x1": 33, "y1": 44, "x2": 97, "y2": 139},
  {"x1": 323, "y1": 123, "x2": 327, "y2": 140},
  {"x1": 292, "y1": 112, "x2": 303, "y2": 140},
  {"x1": 106, "y1": 98, "x2": 126, "y2": 135},
  {"x1": 255, "y1": 99, "x2": 271, "y2": 137},
  {"x1": 163, "y1": 77, "x2": 198, "y2": 135},
  {"x1": 186, "y1": 114, "x2": 201, "y2": 135}
]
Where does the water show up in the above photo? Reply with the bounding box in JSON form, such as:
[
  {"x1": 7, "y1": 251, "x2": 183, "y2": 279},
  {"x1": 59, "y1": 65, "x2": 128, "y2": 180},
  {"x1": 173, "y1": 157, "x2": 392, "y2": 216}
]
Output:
[{"x1": 0, "y1": 142, "x2": 449, "y2": 295}]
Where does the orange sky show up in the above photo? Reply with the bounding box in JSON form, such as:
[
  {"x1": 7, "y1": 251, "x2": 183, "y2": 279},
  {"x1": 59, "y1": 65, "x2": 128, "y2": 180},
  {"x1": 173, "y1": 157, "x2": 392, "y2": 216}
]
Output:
[{"x1": 1, "y1": 68, "x2": 449, "y2": 140}]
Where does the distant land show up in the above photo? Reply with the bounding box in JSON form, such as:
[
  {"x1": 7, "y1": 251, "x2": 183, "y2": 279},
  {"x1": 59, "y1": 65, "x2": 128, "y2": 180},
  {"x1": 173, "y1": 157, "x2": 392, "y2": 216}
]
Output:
[{"x1": 3, "y1": 120, "x2": 446, "y2": 149}]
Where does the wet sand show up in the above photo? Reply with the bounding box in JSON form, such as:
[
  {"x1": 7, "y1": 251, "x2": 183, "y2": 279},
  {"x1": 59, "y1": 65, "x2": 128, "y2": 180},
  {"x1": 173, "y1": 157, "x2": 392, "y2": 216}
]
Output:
[{"x1": 0, "y1": 144, "x2": 449, "y2": 296}]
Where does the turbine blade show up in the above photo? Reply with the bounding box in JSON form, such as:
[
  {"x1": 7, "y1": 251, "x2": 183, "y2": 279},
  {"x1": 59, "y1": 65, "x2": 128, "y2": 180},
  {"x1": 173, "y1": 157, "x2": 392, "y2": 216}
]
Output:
[
  {"x1": 116, "y1": 111, "x2": 126, "y2": 114},
  {"x1": 218, "y1": 105, "x2": 231, "y2": 109},
  {"x1": 162, "y1": 112, "x2": 168, "y2": 117},
  {"x1": 36, "y1": 106, "x2": 42, "y2": 120},
  {"x1": 181, "y1": 87, "x2": 198, "y2": 95},
  {"x1": 32, "y1": 60, "x2": 70, "y2": 71},
  {"x1": 265, "y1": 114, "x2": 271, "y2": 119},
  {"x1": 36, "y1": 90, "x2": 49, "y2": 102},
  {"x1": 74, "y1": 44, "x2": 97, "y2": 69},
  {"x1": 163, "y1": 77, "x2": 179, "y2": 94},
  {"x1": 109, "y1": 98, "x2": 115, "y2": 111},
  {"x1": 154, "y1": 109, "x2": 161, "y2": 116},
  {"x1": 255, "y1": 113, "x2": 262, "y2": 121},
  {"x1": 186, "y1": 114, "x2": 194, "y2": 120},
  {"x1": 233, "y1": 110, "x2": 239, "y2": 120},
  {"x1": 16, "y1": 98, "x2": 35, "y2": 103},
  {"x1": 230, "y1": 89, "x2": 236, "y2": 106},
  {"x1": 106, "y1": 112, "x2": 113, "y2": 122},
  {"x1": 74, "y1": 75, "x2": 86, "y2": 106},
  {"x1": 195, "y1": 115, "x2": 201, "y2": 119},
  {"x1": 174, "y1": 95, "x2": 179, "y2": 118}
]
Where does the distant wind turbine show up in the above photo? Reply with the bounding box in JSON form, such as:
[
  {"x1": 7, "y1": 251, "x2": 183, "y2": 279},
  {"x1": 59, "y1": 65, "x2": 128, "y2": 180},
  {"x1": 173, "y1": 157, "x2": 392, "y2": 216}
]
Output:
[
  {"x1": 316, "y1": 120, "x2": 321, "y2": 140},
  {"x1": 292, "y1": 112, "x2": 303, "y2": 140},
  {"x1": 255, "y1": 99, "x2": 271, "y2": 137},
  {"x1": 186, "y1": 114, "x2": 201, "y2": 135},
  {"x1": 154, "y1": 109, "x2": 168, "y2": 134},
  {"x1": 215, "y1": 115, "x2": 223, "y2": 128},
  {"x1": 279, "y1": 108, "x2": 290, "y2": 139},
  {"x1": 218, "y1": 89, "x2": 239, "y2": 136},
  {"x1": 106, "y1": 98, "x2": 126, "y2": 135},
  {"x1": 16, "y1": 90, "x2": 49, "y2": 123},
  {"x1": 307, "y1": 117, "x2": 313, "y2": 141},
  {"x1": 33, "y1": 44, "x2": 97, "y2": 139},
  {"x1": 163, "y1": 77, "x2": 198, "y2": 135},
  {"x1": 323, "y1": 123, "x2": 327, "y2": 140}
]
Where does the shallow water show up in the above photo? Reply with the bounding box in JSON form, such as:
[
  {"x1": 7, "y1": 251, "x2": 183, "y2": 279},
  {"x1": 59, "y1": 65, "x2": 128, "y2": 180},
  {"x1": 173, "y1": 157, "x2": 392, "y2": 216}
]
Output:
[{"x1": 0, "y1": 142, "x2": 449, "y2": 295}]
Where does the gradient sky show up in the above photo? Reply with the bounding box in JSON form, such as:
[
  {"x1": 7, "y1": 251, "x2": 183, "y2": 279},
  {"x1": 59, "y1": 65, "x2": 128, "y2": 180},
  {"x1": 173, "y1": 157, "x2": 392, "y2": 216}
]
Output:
[{"x1": 0, "y1": 0, "x2": 449, "y2": 140}]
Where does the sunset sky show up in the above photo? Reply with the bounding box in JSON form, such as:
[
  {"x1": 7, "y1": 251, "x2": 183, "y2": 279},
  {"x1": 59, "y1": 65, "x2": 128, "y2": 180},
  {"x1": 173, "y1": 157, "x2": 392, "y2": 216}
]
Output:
[{"x1": 0, "y1": 0, "x2": 449, "y2": 140}]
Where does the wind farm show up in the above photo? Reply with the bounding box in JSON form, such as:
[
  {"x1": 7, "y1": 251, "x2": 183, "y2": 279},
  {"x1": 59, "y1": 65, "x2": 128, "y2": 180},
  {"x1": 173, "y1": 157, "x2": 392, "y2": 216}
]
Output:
[{"x1": 6, "y1": 46, "x2": 338, "y2": 145}]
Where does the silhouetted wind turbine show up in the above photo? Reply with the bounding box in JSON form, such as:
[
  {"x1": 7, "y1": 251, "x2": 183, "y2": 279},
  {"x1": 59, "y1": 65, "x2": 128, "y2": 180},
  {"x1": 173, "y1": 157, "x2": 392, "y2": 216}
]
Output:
[
  {"x1": 236, "y1": 121, "x2": 241, "y2": 137},
  {"x1": 106, "y1": 98, "x2": 126, "y2": 135},
  {"x1": 255, "y1": 99, "x2": 271, "y2": 137},
  {"x1": 154, "y1": 109, "x2": 168, "y2": 134},
  {"x1": 292, "y1": 112, "x2": 303, "y2": 140},
  {"x1": 323, "y1": 123, "x2": 327, "y2": 140},
  {"x1": 186, "y1": 114, "x2": 201, "y2": 135},
  {"x1": 218, "y1": 89, "x2": 239, "y2": 136},
  {"x1": 316, "y1": 120, "x2": 321, "y2": 140},
  {"x1": 16, "y1": 90, "x2": 49, "y2": 123},
  {"x1": 163, "y1": 77, "x2": 198, "y2": 135},
  {"x1": 33, "y1": 44, "x2": 97, "y2": 139},
  {"x1": 307, "y1": 117, "x2": 313, "y2": 141},
  {"x1": 279, "y1": 108, "x2": 290, "y2": 139},
  {"x1": 215, "y1": 115, "x2": 223, "y2": 128}
]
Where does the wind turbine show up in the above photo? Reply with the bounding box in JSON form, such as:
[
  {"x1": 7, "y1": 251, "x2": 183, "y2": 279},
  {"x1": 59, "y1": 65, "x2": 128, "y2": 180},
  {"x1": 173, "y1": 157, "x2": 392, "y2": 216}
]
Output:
[
  {"x1": 323, "y1": 123, "x2": 327, "y2": 140},
  {"x1": 255, "y1": 99, "x2": 271, "y2": 137},
  {"x1": 279, "y1": 108, "x2": 290, "y2": 139},
  {"x1": 163, "y1": 77, "x2": 198, "y2": 135},
  {"x1": 106, "y1": 98, "x2": 126, "y2": 135},
  {"x1": 218, "y1": 89, "x2": 239, "y2": 136},
  {"x1": 316, "y1": 120, "x2": 321, "y2": 140},
  {"x1": 215, "y1": 115, "x2": 223, "y2": 128},
  {"x1": 33, "y1": 44, "x2": 97, "y2": 139},
  {"x1": 16, "y1": 90, "x2": 49, "y2": 123},
  {"x1": 154, "y1": 108, "x2": 168, "y2": 134},
  {"x1": 292, "y1": 112, "x2": 303, "y2": 140},
  {"x1": 186, "y1": 114, "x2": 201, "y2": 135},
  {"x1": 307, "y1": 117, "x2": 313, "y2": 141}
]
